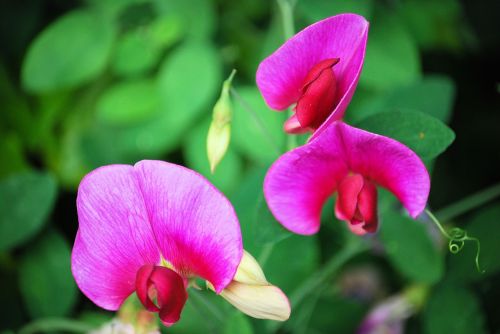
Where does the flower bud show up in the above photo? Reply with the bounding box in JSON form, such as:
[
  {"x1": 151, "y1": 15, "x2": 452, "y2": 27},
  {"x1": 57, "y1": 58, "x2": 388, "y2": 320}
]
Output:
[{"x1": 207, "y1": 70, "x2": 236, "y2": 173}]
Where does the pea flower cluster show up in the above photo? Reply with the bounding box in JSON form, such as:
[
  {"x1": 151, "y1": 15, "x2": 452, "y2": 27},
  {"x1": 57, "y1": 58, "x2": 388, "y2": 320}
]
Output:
[
  {"x1": 257, "y1": 14, "x2": 430, "y2": 235},
  {"x1": 71, "y1": 13, "x2": 430, "y2": 331}
]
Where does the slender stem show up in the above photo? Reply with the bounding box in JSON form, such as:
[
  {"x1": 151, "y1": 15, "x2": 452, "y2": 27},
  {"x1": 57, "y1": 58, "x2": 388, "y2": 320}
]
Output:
[
  {"x1": 435, "y1": 182, "x2": 500, "y2": 221},
  {"x1": 277, "y1": 0, "x2": 295, "y2": 40},
  {"x1": 276, "y1": 0, "x2": 298, "y2": 151},
  {"x1": 425, "y1": 209, "x2": 452, "y2": 239},
  {"x1": 258, "y1": 243, "x2": 274, "y2": 266},
  {"x1": 18, "y1": 318, "x2": 94, "y2": 334},
  {"x1": 268, "y1": 237, "x2": 367, "y2": 333},
  {"x1": 289, "y1": 239, "x2": 367, "y2": 307},
  {"x1": 230, "y1": 87, "x2": 282, "y2": 155}
]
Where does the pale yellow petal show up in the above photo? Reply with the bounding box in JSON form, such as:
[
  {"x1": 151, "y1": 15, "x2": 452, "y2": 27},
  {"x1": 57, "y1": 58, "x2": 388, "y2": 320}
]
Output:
[
  {"x1": 220, "y1": 281, "x2": 291, "y2": 321},
  {"x1": 233, "y1": 250, "x2": 268, "y2": 285}
]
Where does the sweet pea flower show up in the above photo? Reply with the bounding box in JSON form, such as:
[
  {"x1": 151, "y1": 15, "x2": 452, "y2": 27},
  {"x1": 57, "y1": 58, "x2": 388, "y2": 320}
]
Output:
[
  {"x1": 256, "y1": 14, "x2": 368, "y2": 136},
  {"x1": 72, "y1": 160, "x2": 290, "y2": 327},
  {"x1": 357, "y1": 295, "x2": 413, "y2": 334},
  {"x1": 264, "y1": 122, "x2": 430, "y2": 235}
]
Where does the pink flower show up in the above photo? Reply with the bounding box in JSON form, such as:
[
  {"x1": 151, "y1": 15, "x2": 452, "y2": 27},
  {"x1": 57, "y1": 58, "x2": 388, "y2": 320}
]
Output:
[
  {"x1": 264, "y1": 122, "x2": 430, "y2": 235},
  {"x1": 72, "y1": 160, "x2": 290, "y2": 327},
  {"x1": 256, "y1": 14, "x2": 368, "y2": 136}
]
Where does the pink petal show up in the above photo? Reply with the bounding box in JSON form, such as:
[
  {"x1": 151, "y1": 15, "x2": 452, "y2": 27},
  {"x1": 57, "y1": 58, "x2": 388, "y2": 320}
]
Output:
[
  {"x1": 264, "y1": 138, "x2": 349, "y2": 235},
  {"x1": 317, "y1": 123, "x2": 430, "y2": 218},
  {"x1": 73, "y1": 161, "x2": 243, "y2": 311},
  {"x1": 264, "y1": 122, "x2": 429, "y2": 234},
  {"x1": 134, "y1": 160, "x2": 242, "y2": 293},
  {"x1": 256, "y1": 13, "x2": 368, "y2": 122},
  {"x1": 73, "y1": 164, "x2": 161, "y2": 310}
]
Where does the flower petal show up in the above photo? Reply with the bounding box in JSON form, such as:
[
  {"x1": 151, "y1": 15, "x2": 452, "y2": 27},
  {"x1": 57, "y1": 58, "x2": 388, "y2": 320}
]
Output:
[
  {"x1": 233, "y1": 250, "x2": 268, "y2": 285},
  {"x1": 265, "y1": 122, "x2": 429, "y2": 235},
  {"x1": 73, "y1": 165, "x2": 161, "y2": 310},
  {"x1": 333, "y1": 123, "x2": 430, "y2": 219},
  {"x1": 264, "y1": 137, "x2": 349, "y2": 235},
  {"x1": 134, "y1": 160, "x2": 242, "y2": 293},
  {"x1": 220, "y1": 282, "x2": 291, "y2": 321},
  {"x1": 256, "y1": 14, "x2": 368, "y2": 122}
]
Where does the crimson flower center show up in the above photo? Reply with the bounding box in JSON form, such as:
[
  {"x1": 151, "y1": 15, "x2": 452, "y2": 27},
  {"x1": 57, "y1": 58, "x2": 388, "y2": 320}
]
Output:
[
  {"x1": 294, "y1": 58, "x2": 340, "y2": 130},
  {"x1": 334, "y1": 173, "x2": 378, "y2": 235},
  {"x1": 135, "y1": 264, "x2": 188, "y2": 327}
]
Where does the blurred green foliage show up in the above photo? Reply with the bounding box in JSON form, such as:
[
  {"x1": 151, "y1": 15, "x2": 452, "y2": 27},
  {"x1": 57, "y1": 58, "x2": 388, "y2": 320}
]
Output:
[{"x1": 0, "y1": 0, "x2": 499, "y2": 333}]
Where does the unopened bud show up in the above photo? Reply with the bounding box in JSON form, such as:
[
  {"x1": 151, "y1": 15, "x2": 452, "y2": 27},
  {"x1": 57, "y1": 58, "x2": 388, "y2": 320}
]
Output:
[{"x1": 207, "y1": 69, "x2": 236, "y2": 173}]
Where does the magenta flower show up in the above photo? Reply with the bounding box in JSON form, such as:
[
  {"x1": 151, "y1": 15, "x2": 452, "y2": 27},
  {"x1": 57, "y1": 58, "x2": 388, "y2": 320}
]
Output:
[
  {"x1": 256, "y1": 14, "x2": 368, "y2": 136},
  {"x1": 264, "y1": 122, "x2": 430, "y2": 235},
  {"x1": 72, "y1": 160, "x2": 290, "y2": 327}
]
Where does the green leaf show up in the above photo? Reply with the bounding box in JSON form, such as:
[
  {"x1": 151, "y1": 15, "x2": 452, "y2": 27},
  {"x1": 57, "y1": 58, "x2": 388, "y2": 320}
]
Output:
[
  {"x1": 423, "y1": 284, "x2": 486, "y2": 334},
  {"x1": 349, "y1": 76, "x2": 456, "y2": 124},
  {"x1": 448, "y1": 204, "x2": 500, "y2": 282},
  {"x1": 307, "y1": 295, "x2": 367, "y2": 334},
  {"x1": 380, "y1": 212, "x2": 444, "y2": 283},
  {"x1": 253, "y1": 196, "x2": 291, "y2": 246},
  {"x1": 183, "y1": 118, "x2": 243, "y2": 195},
  {"x1": 111, "y1": 15, "x2": 183, "y2": 77},
  {"x1": 169, "y1": 290, "x2": 226, "y2": 334},
  {"x1": 0, "y1": 64, "x2": 33, "y2": 143},
  {"x1": 400, "y1": 0, "x2": 463, "y2": 51},
  {"x1": 357, "y1": 110, "x2": 455, "y2": 160},
  {"x1": 224, "y1": 313, "x2": 254, "y2": 334},
  {"x1": 298, "y1": 0, "x2": 374, "y2": 22},
  {"x1": 19, "y1": 230, "x2": 78, "y2": 318},
  {"x1": 121, "y1": 41, "x2": 221, "y2": 155},
  {"x1": 0, "y1": 171, "x2": 57, "y2": 251},
  {"x1": 232, "y1": 86, "x2": 284, "y2": 165},
  {"x1": 22, "y1": 9, "x2": 115, "y2": 93},
  {"x1": 264, "y1": 235, "x2": 320, "y2": 293},
  {"x1": 360, "y1": 15, "x2": 421, "y2": 90},
  {"x1": 153, "y1": 0, "x2": 215, "y2": 40},
  {"x1": 230, "y1": 168, "x2": 267, "y2": 256},
  {"x1": 97, "y1": 79, "x2": 160, "y2": 125},
  {"x1": 80, "y1": 42, "x2": 222, "y2": 166},
  {"x1": 0, "y1": 134, "x2": 28, "y2": 179}
]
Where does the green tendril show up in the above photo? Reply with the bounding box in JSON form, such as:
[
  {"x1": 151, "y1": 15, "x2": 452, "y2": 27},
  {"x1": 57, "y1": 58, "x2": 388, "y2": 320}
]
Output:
[{"x1": 425, "y1": 209, "x2": 485, "y2": 273}]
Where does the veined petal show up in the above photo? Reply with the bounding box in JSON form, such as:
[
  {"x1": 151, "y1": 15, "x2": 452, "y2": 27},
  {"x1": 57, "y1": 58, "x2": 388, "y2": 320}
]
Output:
[
  {"x1": 265, "y1": 122, "x2": 429, "y2": 235},
  {"x1": 256, "y1": 14, "x2": 368, "y2": 121},
  {"x1": 264, "y1": 133, "x2": 349, "y2": 235},
  {"x1": 73, "y1": 165, "x2": 161, "y2": 310},
  {"x1": 134, "y1": 160, "x2": 242, "y2": 293},
  {"x1": 315, "y1": 123, "x2": 430, "y2": 218},
  {"x1": 220, "y1": 282, "x2": 291, "y2": 321}
]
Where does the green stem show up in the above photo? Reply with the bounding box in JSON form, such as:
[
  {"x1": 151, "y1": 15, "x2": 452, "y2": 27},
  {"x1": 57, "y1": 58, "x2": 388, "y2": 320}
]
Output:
[
  {"x1": 18, "y1": 318, "x2": 94, "y2": 334},
  {"x1": 258, "y1": 243, "x2": 274, "y2": 266},
  {"x1": 290, "y1": 238, "x2": 366, "y2": 306},
  {"x1": 277, "y1": 0, "x2": 295, "y2": 40},
  {"x1": 435, "y1": 182, "x2": 500, "y2": 221},
  {"x1": 276, "y1": 0, "x2": 297, "y2": 151},
  {"x1": 230, "y1": 87, "x2": 282, "y2": 155},
  {"x1": 269, "y1": 237, "x2": 366, "y2": 332}
]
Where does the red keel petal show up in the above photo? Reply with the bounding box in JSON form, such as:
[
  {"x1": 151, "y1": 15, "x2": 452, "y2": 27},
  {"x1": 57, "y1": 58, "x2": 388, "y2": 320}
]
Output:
[{"x1": 135, "y1": 265, "x2": 188, "y2": 327}]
